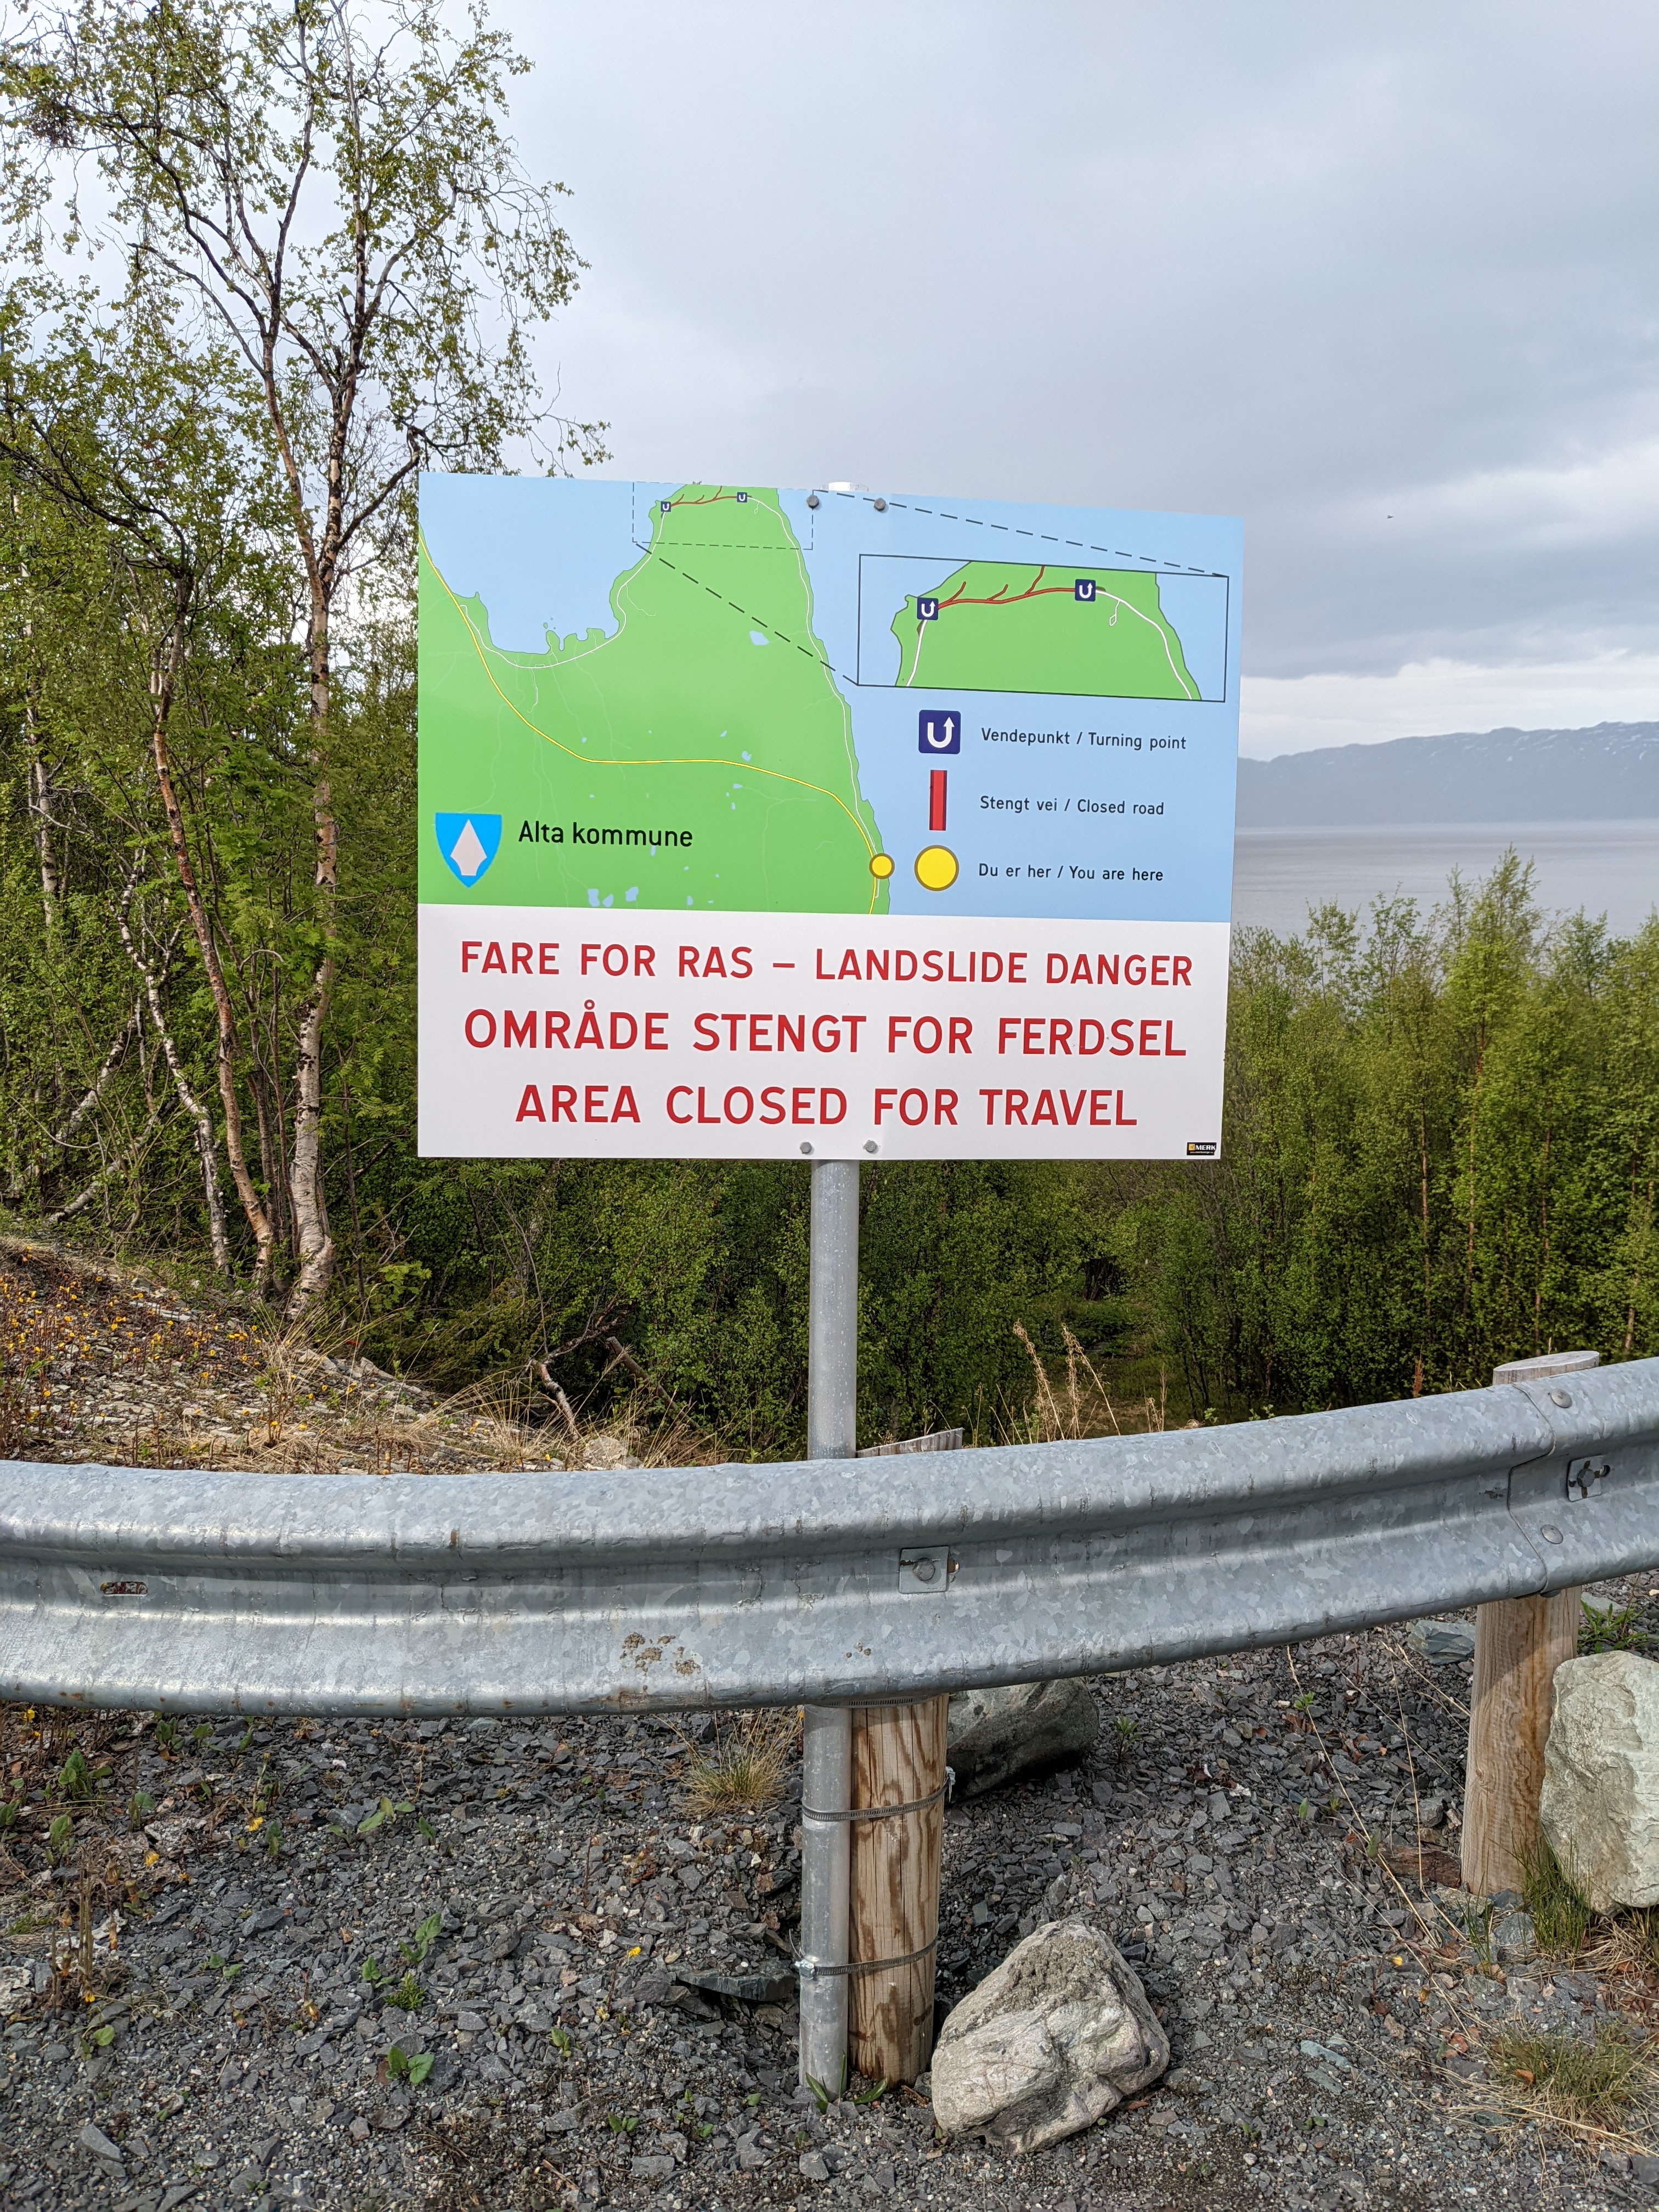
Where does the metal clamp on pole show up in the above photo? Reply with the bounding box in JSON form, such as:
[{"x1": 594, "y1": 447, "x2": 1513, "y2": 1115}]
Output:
[
  {"x1": 800, "y1": 1781, "x2": 949, "y2": 1824},
  {"x1": 797, "y1": 1934, "x2": 940, "y2": 1980}
]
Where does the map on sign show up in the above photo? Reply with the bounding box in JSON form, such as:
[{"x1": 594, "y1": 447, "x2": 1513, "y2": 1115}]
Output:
[
  {"x1": 417, "y1": 479, "x2": 1242, "y2": 928},
  {"x1": 421, "y1": 484, "x2": 880, "y2": 920},
  {"x1": 859, "y1": 557, "x2": 1226, "y2": 700},
  {"x1": 419, "y1": 481, "x2": 1238, "y2": 1165}
]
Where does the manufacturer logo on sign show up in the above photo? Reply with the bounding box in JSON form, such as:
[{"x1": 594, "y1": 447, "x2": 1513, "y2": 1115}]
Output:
[{"x1": 435, "y1": 812, "x2": 503, "y2": 886}]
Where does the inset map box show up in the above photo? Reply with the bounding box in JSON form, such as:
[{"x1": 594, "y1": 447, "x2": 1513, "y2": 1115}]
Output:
[{"x1": 856, "y1": 554, "x2": 1228, "y2": 701}]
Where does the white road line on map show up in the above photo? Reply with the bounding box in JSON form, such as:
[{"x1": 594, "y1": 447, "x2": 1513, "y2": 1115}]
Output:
[
  {"x1": 902, "y1": 604, "x2": 927, "y2": 687},
  {"x1": 1101, "y1": 591, "x2": 1198, "y2": 700}
]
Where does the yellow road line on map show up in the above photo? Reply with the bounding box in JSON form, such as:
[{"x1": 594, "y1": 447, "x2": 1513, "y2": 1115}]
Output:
[{"x1": 425, "y1": 544, "x2": 882, "y2": 914}]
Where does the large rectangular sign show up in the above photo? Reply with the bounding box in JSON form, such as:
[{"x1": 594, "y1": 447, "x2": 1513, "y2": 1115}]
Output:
[{"x1": 417, "y1": 481, "x2": 1241, "y2": 1160}]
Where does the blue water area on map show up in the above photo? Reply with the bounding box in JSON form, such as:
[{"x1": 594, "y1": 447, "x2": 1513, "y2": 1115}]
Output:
[
  {"x1": 419, "y1": 474, "x2": 644, "y2": 651},
  {"x1": 1154, "y1": 575, "x2": 1230, "y2": 703}
]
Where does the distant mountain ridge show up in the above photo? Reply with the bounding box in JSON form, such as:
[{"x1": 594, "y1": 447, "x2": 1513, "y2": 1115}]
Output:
[{"x1": 1237, "y1": 722, "x2": 1659, "y2": 827}]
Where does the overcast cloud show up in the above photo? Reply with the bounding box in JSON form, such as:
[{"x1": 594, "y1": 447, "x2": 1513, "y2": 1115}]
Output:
[{"x1": 502, "y1": 2, "x2": 1657, "y2": 754}]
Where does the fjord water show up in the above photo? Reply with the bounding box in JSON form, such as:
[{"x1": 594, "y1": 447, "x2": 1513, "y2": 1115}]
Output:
[{"x1": 1233, "y1": 819, "x2": 1659, "y2": 938}]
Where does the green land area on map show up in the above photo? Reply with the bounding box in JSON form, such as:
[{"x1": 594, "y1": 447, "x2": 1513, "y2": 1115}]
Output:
[
  {"x1": 419, "y1": 485, "x2": 885, "y2": 912},
  {"x1": 890, "y1": 561, "x2": 1200, "y2": 700}
]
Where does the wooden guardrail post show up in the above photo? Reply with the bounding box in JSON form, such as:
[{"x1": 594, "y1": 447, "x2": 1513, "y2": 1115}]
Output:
[
  {"x1": 1461, "y1": 1350, "x2": 1599, "y2": 1897},
  {"x1": 848, "y1": 1692, "x2": 951, "y2": 2084}
]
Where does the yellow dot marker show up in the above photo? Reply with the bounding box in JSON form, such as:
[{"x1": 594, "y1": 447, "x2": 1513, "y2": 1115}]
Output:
[
  {"x1": 914, "y1": 844, "x2": 959, "y2": 892},
  {"x1": 868, "y1": 852, "x2": 895, "y2": 880}
]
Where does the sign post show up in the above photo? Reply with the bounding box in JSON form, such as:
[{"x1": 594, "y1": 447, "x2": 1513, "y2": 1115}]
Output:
[
  {"x1": 419, "y1": 475, "x2": 1243, "y2": 2085},
  {"x1": 799, "y1": 1159, "x2": 860, "y2": 2090}
]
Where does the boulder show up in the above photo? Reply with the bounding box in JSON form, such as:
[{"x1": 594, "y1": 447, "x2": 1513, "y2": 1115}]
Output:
[
  {"x1": 1539, "y1": 1651, "x2": 1659, "y2": 1912},
  {"x1": 930, "y1": 1918, "x2": 1168, "y2": 2152},
  {"x1": 946, "y1": 1679, "x2": 1098, "y2": 1800}
]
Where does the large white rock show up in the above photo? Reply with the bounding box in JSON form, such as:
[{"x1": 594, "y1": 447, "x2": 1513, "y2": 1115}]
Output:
[
  {"x1": 930, "y1": 1919, "x2": 1168, "y2": 2152},
  {"x1": 946, "y1": 1679, "x2": 1099, "y2": 1800},
  {"x1": 1539, "y1": 1650, "x2": 1659, "y2": 1912}
]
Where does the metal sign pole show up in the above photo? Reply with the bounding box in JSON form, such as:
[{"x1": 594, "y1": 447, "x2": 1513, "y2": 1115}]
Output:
[{"x1": 798, "y1": 1159, "x2": 859, "y2": 2090}]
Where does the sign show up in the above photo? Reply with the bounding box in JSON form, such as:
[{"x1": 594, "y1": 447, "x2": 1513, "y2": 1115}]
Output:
[{"x1": 417, "y1": 480, "x2": 1241, "y2": 1160}]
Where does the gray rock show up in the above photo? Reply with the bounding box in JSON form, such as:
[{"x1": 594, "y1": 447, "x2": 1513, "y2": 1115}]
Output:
[
  {"x1": 1490, "y1": 1906, "x2": 1536, "y2": 1962},
  {"x1": 674, "y1": 1965, "x2": 794, "y2": 2005},
  {"x1": 946, "y1": 1680, "x2": 1099, "y2": 1800},
  {"x1": 1406, "y1": 1619, "x2": 1476, "y2": 1665},
  {"x1": 76, "y1": 2121, "x2": 125, "y2": 2171},
  {"x1": 799, "y1": 2149, "x2": 831, "y2": 2180},
  {"x1": 1540, "y1": 1651, "x2": 1659, "y2": 1911},
  {"x1": 930, "y1": 1918, "x2": 1168, "y2": 2152}
]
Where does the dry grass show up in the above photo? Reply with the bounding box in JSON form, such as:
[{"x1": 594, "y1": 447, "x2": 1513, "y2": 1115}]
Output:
[
  {"x1": 1013, "y1": 1322, "x2": 1167, "y2": 1442},
  {"x1": 676, "y1": 1708, "x2": 798, "y2": 1815},
  {"x1": 627, "y1": 1406, "x2": 730, "y2": 1470},
  {"x1": 1486, "y1": 2019, "x2": 1654, "y2": 2136},
  {"x1": 1588, "y1": 1907, "x2": 1659, "y2": 1987},
  {"x1": 250, "y1": 1310, "x2": 337, "y2": 1445},
  {"x1": 432, "y1": 1372, "x2": 539, "y2": 1471}
]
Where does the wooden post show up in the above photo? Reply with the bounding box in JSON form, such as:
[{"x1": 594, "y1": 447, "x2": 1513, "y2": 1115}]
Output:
[
  {"x1": 1461, "y1": 1350, "x2": 1598, "y2": 1898},
  {"x1": 848, "y1": 1693, "x2": 950, "y2": 2085}
]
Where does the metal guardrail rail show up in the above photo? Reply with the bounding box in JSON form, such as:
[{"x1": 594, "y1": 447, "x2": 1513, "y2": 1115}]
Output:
[{"x1": 2, "y1": 1357, "x2": 1657, "y2": 1717}]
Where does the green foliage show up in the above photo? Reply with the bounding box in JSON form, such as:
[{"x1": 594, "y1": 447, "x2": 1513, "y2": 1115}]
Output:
[
  {"x1": 57, "y1": 1748, "x2": 105, "y2": 1800},
  {"x1": 356, "y1": 1795, "x2": 414, "y2": 1836},
  {"x1": 1579, "y1": 1598, "x2": 1649, "y2": 1655},
  {"x1": 399, "y1": 1912, "x2": 442, "y2": 1968},
  {"x1": 1520, "y1": 1835, "x2": 1593, "y2": 1958},
  {"x1": 1104, "y1": 867, "x2": 1659, "y2": 1414}
]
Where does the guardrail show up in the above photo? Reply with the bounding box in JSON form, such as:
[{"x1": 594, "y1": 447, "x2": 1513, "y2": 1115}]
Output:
[{"x1": 3, "y1": 1356, "x2": 1657, "y2": 1717}]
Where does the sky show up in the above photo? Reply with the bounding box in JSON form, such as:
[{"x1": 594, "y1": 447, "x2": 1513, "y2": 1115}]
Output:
[{"x1": 497, "y1": 1, "x2": 1658, "y2": 758}]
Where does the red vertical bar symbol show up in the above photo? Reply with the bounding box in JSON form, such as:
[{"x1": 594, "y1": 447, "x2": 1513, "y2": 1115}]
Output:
[{"x1": 929, "y1": 769, "x2": 947, "y2": 832}]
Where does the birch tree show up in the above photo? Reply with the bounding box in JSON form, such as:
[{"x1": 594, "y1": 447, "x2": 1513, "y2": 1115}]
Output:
[{"x1": 2, "y1": 0, "x2": 600, "y2": 1310}]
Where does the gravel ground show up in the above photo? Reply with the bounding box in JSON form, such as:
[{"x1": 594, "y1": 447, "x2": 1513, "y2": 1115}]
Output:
[
  {"x1": 8, "y1": 1617, "x2": 1659, "y2": 2212},
  {"x1": 4, "y1": 1243, "x2": 1658, "y2": 2209}
]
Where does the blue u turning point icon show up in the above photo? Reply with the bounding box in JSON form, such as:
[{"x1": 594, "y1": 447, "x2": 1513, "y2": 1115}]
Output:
[{"x1": 917, "y1": 708, "x2": 961, "y2": 755}]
